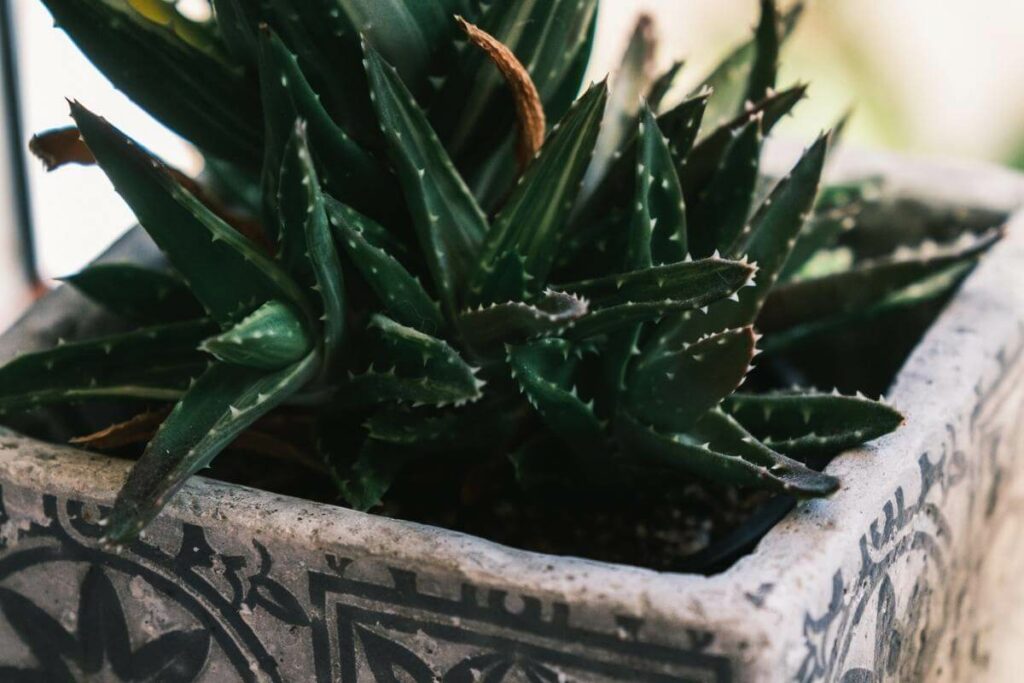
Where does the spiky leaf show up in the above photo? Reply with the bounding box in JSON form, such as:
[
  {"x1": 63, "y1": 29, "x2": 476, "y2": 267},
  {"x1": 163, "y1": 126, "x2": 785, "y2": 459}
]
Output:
[
  {"x1": 626, "y1": 327, "x2": 756, "y2": 433},
  {"x1": 682, "y1": 85, "x2": 806, "y2": 205},
  {"x1": 563, "y1": 92, "x2": 708, "y2": 275},
  {"x1": 697, "y1": 2, "x2": 803, "y2": 132},
  {"x1": 583, "y1": 16, "x2": 656, "y2": 197},
  {"x1": 687, "y1": 409, "x2": 838, "y2": 496},
  {"x1": 615, "y1": 409, "x2": 837, "y2": 497},
  {"x1": 41, "y1": 0, "x2": 261, "y2": 165},
  {"x1": 343, "y1": 315, "x2": 483, "y2": 407},
  {"x1": 688, "y1": 116, "x2": 763, "y2": 258},
  {"x1": 71, "y1": 103, "x2": 308, "y2": 326},
  {"x1": 633, "y1": 105, "x2": 689, "y2": 264},
  {"x1": 200, "y1": 300, "x2": 311, "y2": 370},
  {"x1": 339, "y1": 438, "x2": 421, "y2": 511},
  {"x1": 559, "y1": 258, "x2": 755, "y2": 310},
  {"x1": 329, "y1": 200, "x2": 443, "y2": 335},
  {"x1": 508, "y1": 340, "x2": 606, "y2": 459},
  {"x1": 648, "y1": 133, "x2": 828, "y2": 355},
  {"x1": 257, "y1": 29, "x2": 397, "y2": 235},
  {"x1": 0, "y1": 320, "x2": 215, "y2": 414},
  {"x1": 723, "y1": 391, "x2": 904, "y2": 459},
  {"x1": 364, "y1": 45, "x2": 489, "y2": 316},
  {"x1": 61, "y1": 264, "x2": 202, "y2": 325},
  {"x1": 744, "y1": 0, "x2": 781, "y2": 107},
  {"x1": 289, "y1": 123, "x2": 346, "y2": 371},
  {"x1": 103, "y1": 352, "x2": 319, "y2": 542},
  {"x1": 600, "y1": 104, "x2": 691, "y2": 399},
  {"x1": 472, "y1": 82, "x2": 608, "y2": 301},
  {"x1": 758, "y1": 229, "x2": 1002, "y2": 334},
  {"x1": 458, "y1": 291, "x2": 588, "y2": 347}
]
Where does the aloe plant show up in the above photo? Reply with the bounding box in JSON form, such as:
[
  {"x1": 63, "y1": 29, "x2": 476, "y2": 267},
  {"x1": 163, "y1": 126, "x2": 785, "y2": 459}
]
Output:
[{"x1": 6, "y1": 0, "x2": 998, "y2": 547}]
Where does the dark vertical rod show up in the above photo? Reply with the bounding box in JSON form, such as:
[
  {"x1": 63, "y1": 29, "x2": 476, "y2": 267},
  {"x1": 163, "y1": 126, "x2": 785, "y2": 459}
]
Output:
[{"x1": 0, "y1": 0, "x2": 38, "y2": 288}]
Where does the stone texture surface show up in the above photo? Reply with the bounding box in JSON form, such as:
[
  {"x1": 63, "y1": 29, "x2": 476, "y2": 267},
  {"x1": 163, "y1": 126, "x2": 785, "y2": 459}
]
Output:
[{"x1": 0, "y1": 149, "x2": 1020, "y2": 682}]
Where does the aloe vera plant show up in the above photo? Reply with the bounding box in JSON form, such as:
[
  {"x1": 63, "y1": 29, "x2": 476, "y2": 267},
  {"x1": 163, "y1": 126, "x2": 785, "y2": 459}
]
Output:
[{"x1": 7, "y1": 0, "x2": 998, "y2": 549}]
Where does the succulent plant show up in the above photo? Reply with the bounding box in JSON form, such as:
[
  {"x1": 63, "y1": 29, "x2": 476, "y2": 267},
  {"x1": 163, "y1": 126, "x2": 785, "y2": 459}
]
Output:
[{"x1": 6, "y1": 0, "x2": 998, "y2": 547}]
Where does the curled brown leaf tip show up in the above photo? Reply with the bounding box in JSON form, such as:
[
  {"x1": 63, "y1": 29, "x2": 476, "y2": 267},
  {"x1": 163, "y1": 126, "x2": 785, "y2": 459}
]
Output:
[
  {"x1": 70, "y1": 408, "x2": 170, "y2": 449},
  {"x1": 456, "y1": 15, "x2": 546, "y2": 171},
  {"x1": 29, "y1": 127, "x2": 97, "y2": 171}
]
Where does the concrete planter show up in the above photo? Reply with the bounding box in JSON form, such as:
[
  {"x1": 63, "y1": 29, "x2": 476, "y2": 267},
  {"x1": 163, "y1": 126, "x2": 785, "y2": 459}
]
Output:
[{"x1": 0, "y1": 148, "x2": 1021, "y2": 682}]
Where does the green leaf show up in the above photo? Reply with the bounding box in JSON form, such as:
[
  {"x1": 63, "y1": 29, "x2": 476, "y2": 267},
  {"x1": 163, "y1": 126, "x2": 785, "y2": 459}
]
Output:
[
  {"x1": 626, "y1": 327, "x2": 756, "y2": 433},
  {"x1": 42, "y1": 0, "x2": 261, "y2": 166},
  {"x1": 61, "y1": 264, "x2": 202, "y2": 325},
  {"x1": 209, "y1": 0, "x2": 260, "y2": 61},
  {"x1": 329, "y1": 200, "x2": 444, "y2": 335},
  {"x1": 723, "y1": 390, "x2": 904, "y2": 460},
  {"x1": 646, "y1": 60, "x2": 685, "y2": 112},
  {"x1": 471, "y1": 82, "x2": 608, "y2": 300},
  {"x1": 734, "y1": 134, "x2": 862, "y2": 293},
  {"x1": 365, "y1": 401, "x2": 519, "y2": 451},
  {"x1": 71, "y1": 103, "x2": 308, "y2": 326},
  {"x1": 600, "y1": 104, "x2": 690, "y2": 401},
  {"x1": 759, "y1": 229, "x2": 1002, "y2": 334},
  {"x1": 458, "y1": 291, "x2": 588, "y2": 348},
  {"x1": 508, "y1": 340, "x2": 607, "y2": 459},
  {"x1": 687, "y1": 409, "x2": 839, "y2": 496},
  {"x1": 324, "y1": 195, "x2": 411, "y2": 262},
  {"x1": 564, "y1": 302, "x2": 715, "y2": 340},
  {"x1": 260, "y1": 0, "x2": 376, "y2": 143},
  {"x1": 560, "y1": 258, "x2": 756, "y2": 340},
  {"x1": 761, "y1": 260, "x2": 976, "y2": 354},
  {"x1": 558, "y1": 258, "x2": 755, "y2": 309},
  {"x1": 682, "y1": 85, "x2": 806, "y2": 206},
  {"x1": 339, "y1": 0, "x2": 477, "y2": 104},
  {"x1": 288, "y1": 122, "x2": 346, "y2": 371},
  {"x1": 651, "y1": 133, "x2": 828, "y2": 354},
  {"x1": 257, "y1": 29, "x2": 398, "y2": 244},
  {"x1": 633, "y1": 105, "x2": 689, "y2": 265},
  {"x1": 364, "y1": 45, "x2": 489, "y2": 316},
  {"x1": 687, "y1": 116, "x2": 763, "y2": 258},
  {"x1": 697, "y1": 2, "x2": 804, "y2": 134},
  {"x1": 474, "y1": 251, "x2": 530, "y2": 310},
  {"x1": 103, "y1": 352, "x2": 320, "y2": 542},
  {"x1": 562, "y1": 92, "x2": 708, "y2": 277},
  {"x1": 583, "y1": 16, "x2": 656, "y2": 198},
  {"x1": 779, "y1": 175, "x2": 882, "y2": 283},
  {"x1": 0, "y1": 320, "x2": 216, "y2": 414},
  {"x1": 658, "y1": 90, "x2": 714, "y2": 170},
  {"x1": 200, "y1": 300, "x2": 312, "y2": 370},
  {"x1": 744, "y1": 0, "x2": 781, "y2": 107},
  {"x1": 338, "y1": 438, "x2": 421, "y2": 511},
  {"x1": 342, "y1": 315, "x2": 483, "y2": 407},
  {"x1": 615, "y1": 409, "x2": 837, "y2": 497}
]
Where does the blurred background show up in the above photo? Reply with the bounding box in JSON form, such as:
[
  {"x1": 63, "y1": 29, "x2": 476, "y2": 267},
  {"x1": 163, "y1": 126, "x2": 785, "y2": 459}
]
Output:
[{"x1": 1, "y1": 0, "x2": 1023, "y2": 329}]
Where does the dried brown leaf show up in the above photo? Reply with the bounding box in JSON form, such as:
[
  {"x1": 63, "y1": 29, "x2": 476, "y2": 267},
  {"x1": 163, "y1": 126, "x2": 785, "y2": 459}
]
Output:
[
  {"x1": 29, "y1": 127, "x2": 96, "y2": 171},
  {"x1": 70, "y1": 408, "x2": 170, "y2": 449},
  {"x1": 456, "y1": 15, "x2": 546, "y2": 171}
]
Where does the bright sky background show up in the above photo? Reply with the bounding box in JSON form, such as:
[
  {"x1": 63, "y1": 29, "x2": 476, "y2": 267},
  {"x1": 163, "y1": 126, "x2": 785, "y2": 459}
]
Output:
[{"x1": 2, "y1": 0, "x2": 1024, "y2": 329}]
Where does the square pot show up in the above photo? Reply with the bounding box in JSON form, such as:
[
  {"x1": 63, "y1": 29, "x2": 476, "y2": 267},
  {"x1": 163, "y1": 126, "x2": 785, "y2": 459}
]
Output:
[{"x1": 0, "y1": 148, "x2": 1021, "y2": 682}]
